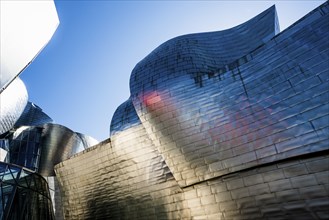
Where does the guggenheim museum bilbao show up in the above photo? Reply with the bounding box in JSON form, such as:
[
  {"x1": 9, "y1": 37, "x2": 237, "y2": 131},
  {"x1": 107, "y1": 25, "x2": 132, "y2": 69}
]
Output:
[{"x1": 0, "y1": 1, "x2": 328, "y2": 220}]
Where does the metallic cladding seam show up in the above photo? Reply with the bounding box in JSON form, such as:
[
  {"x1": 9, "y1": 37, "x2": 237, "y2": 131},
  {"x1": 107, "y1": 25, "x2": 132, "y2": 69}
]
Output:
[
  {"x1": 0, "y1": 78, "x2": 28, "y2": 135},
  {"x1": 126, "y1": 4, "x2": 329, "y2": 187},
  {"x1": 57, "y1": 2, "x2": 329, "y2": 219},
  {"x1": 14, "y1": 102, "x2": 53, "y2": 128}
]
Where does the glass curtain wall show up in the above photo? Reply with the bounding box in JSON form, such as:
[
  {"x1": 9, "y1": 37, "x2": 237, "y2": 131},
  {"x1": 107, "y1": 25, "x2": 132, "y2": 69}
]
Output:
[{"x1": 0, "y1": 162, "x2": 54, "y2": 220}]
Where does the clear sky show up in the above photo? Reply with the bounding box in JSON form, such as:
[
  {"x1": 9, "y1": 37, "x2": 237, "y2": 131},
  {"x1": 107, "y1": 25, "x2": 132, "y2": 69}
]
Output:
[{"x1": 20, "y1": 0, "x2": 326, "y2": 141}]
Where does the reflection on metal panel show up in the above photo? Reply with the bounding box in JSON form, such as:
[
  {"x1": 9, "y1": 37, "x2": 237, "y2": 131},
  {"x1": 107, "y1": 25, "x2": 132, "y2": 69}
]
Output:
[
  {"x1": 0, "y1": 0, "x2": 59, "y2": 91},
  {"x1": 110, "y1": 98, "x2": 141, "y2": 136},
  {"x1": 2, "y1": 123, "x2": 99, "y2": 177},
  {"x1": 76, "y1": 133, "x2": 99, "y2": 149},
  {"x1": 38, "y1": 124, "x2": 83, "y2": 176},
  {"x1": 0, "y1": 148, "x2": 8, "y2": 162},
  {"x1": 55, "y1": 130, "x2": 329, "y2": 219},
  {"x1": 130, "y1": 5, "x2": 278, "y2": 93},
  {"x1": 8, "y1": 126, "x2": 43, "y2": 172},
  {"x1": 54, "y1": 2, "x2": 329, "y2": 219},
  {"x1": 14, "y1": 102, "x2": 53, "y2": 128},
  {"x1": 0, "y1": 78, "x2": 28, "y2": 135},
  {"x1": 129, "y1": 4, "x2": 329, "y2": 187}
]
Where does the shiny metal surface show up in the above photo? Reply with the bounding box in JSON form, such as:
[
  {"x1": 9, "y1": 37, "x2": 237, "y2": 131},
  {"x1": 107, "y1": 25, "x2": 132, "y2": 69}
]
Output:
[
  {"x1": 38, "y1": 124, "x2": 87, "y2": 176},
  {"x1": 110, "y1": 98, "x2": 141, "y2": 136},
  {"x1": 0, "y1": 78, "x2": 28, "y2": 135},
  {"x1": 2, "y1": 123, "x2": 98, "y2": 177},
  {"x1": 14, "y1": 102, "x2": 53, "y2": 128},
  {"x1": 55, "y1": 130, "x2": 329, "y2": 220},
  {"x1": 76, "y1": 133, "x2": 99, "y2": 149},
  {"x1": 0, "y1": 1, "x2": 59, "y2": 91},
  {"x1": 55, "y1": 2, "x2": 329, "y2": 219},
  {"x1": 129, "y1": 4, "x2": 329, "y2": 186}
]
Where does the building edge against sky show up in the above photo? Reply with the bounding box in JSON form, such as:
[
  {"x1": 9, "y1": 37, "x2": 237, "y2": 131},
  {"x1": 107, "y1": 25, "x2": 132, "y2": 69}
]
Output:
[
  {"x1": 0, "y1": 1, "x2": 98, "y2": 219},
  {"x1": 0, "y1": 1, "x2": 328, "y2": 220},
  {"x1": 55, "y1": 2, "x2": 329, "y2": 219}
]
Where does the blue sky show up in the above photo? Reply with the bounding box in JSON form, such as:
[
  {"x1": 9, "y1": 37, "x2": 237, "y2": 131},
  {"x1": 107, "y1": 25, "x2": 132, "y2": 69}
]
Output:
[{"x1": 20, "y1": 1, "x2": 326, "y2": 141}]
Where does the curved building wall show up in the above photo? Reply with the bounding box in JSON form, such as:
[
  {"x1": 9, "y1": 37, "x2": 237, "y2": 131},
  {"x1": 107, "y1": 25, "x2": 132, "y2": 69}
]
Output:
[
  {"x1": 7, "y1": 126, "x2": 43, "y2": 172},
  {"x1": 0, "y1": 162, "x2": 54, "y2": 220},
  {"x1": 130, "y1": 3, "x2": 329, "y2": 187},
  {"x1": 110, "y1": 98, "x2": 141, "y2": 136},
  {"x1": 0, "y1": 0, "x2": 59, "y2": 91},
  {"x1": 2, "y1": 123, "x2": 98, "y2": 177},
  {"x1": 0, "y1": 78, "x2": 28, "y2": 135},
  {"x1": 55, "y1": 2, "x2": 329, "y2": 220},
  {"x1": 38, "y1": 124, "x2": 85, "y2": 177},
  {"x1": 55, "y1": 128, "x2": 329, "y2": 219},
  {"x1": 14, "y1": 102, "x2": 53, "y2": 128}
]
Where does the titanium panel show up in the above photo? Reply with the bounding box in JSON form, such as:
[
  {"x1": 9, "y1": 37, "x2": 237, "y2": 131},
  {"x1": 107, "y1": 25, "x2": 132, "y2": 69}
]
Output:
[
  {"x1": 56, "y1": 2, "x2": 329, "y2": 219},
  {"x1": 0, "y1": 78, "x2": 28, "y2": 135},
  {"x1": 2, "y1": 123, "x2": 98, "y2": 177},
  {"x1": 0, "y1": 1, "x2": 59, "y2": 91},
  {"x1": 76, "y1": 133, "x2": 99, "y2": 149},
  {"x1": 14, "y1": 102, "x2": 53, "y2": 128},
  {"x1": 129, "y1": 3, "x2": 329, "y2": 186},
  {"x1": 55, "y1": 128, "x2": 329, "y2": 219},
  {"x1": 110, "y1": 98, "x2": 141, "y2": 136},
  {"x1": 38, "y1": 124, "x2": 84, "y2": 177}
]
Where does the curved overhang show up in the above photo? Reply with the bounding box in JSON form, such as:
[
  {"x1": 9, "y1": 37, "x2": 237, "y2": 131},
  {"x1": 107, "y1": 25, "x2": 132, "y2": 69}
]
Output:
[
  {"x1": 0, "y1": 78, "x2": 28, "y2": 135},
  {"x1": 130, "y1": 5, "x2": 279, "y2": 93},
  {"x1": 36, "y1": 124, "x2": 98, "y2": 176},
  {"x1": 125, "y1": 3, "x2": 329, "y2": 187},
  {"x1": 110, "y1": 98, "x2": 141, "y2": 137},
  {"x1": 38, "y1": 124, "x2": 83, "y2": 176},
  {"x1": 76, "y1": 133, "x2": 99, "y2": 149},
  {"x1": 0, "y1": 0, "x2": 59, "y2": 91},
  {"x1": 14, "y1": 102, "x2": 53, "y2": 128}
]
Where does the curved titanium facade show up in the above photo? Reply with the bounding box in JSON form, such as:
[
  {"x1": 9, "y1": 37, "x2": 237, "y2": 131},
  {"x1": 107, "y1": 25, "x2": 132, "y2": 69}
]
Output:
[
  {"x1": 129, "y1": 6, "x2": 280, "y2": 186},
  {"x1": 0, "y1": 162, "x2": 54, "y2": 220},
  {"x1": 0, "y1": 1, "x2": 102, "y2": 218},
  {"x1": 56, "y1": 2, "x2": 329, "y2": 219},
  {"x1": 110, "y1": 98, "x2": 141, "y2": 136},
  {"x1": 130, "y1": 4, "x2": 329, "y2": 187},
  {"x1": 14, "y1": 102, "x2": 53, "y2": 128},
  {"x1": 38, "y1": 124, "x2": 98, "y2": 176},
  {"x1": 2, "y1": 123, "x2": 98, "y2": 177},
  {"x1": 0, "y1": 78, "x2": 28, "y2": 135},
  {"x1": 0, "y1": 1, "x2": 59, "y2": 91}
]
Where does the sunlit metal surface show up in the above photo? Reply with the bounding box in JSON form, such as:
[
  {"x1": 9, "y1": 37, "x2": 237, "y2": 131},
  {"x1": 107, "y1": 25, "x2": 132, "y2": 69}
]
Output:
[
  {"x1": 55, "y1": 132, "x2": 329, "y2": 220},
  {"x1": 0, "y1": 0, "x2": 59, "y2": 91},
  {"x1": 38, "y1": 124, "x2": 84, "y2": 176},
  {"x1": 76, "y1": 133, "x2": 99, "y2": 149},
  {"x1": 14, "y1": 102, "x2": 53, "y2": 128},
  {"x1": 2, "y1": 123, "x2": 98, "y2": 177},
  {"x1": 0, "y1": 148, "x2": 8, "y2": 162},
  {"x1": 0, "y1": 162, "x2": 54, "y2": 220},
  {"x1": 0, "y1": 123, "x2": 98, "y2": 220},
  {"x1": 56, "y1": 2, "x2": 329, "y2": 219},
  {"x1": 0, "y1": 78, "x2": 28, "y2": 135},
  {"x1": 110, "y1": 98, "x2": 141, "y2": 136},
  {"x1": 129, "y1": 4, "x2": 329, "y2": 186}
]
